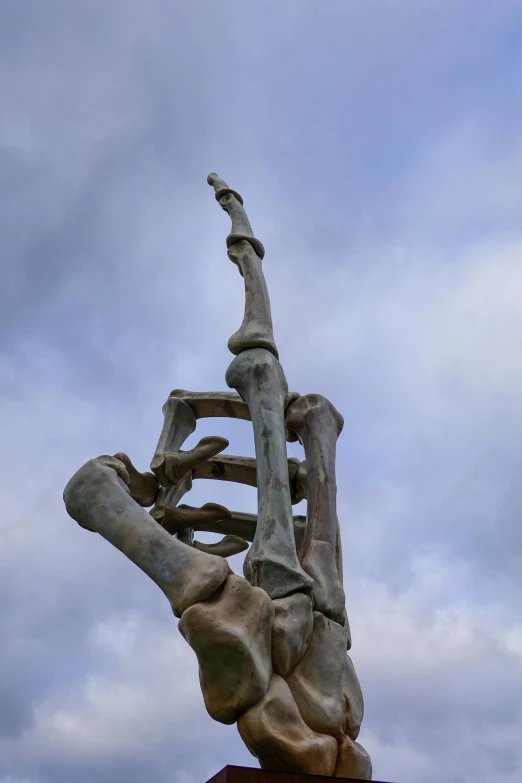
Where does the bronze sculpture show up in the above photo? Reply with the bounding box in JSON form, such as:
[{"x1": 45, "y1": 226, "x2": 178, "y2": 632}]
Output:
[{"x1": 64, "y1": 174, "x2": 371, "y2": 778}]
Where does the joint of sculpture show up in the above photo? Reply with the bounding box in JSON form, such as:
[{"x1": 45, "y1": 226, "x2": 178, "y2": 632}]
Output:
[{"x1": 63, "y1": 174, "x2": 372, "y2": 779}]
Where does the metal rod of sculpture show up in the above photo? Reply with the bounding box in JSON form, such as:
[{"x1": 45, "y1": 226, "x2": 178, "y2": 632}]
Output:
[{"x1": 63, "y1": 174, "x2": 372, "y2": 778}]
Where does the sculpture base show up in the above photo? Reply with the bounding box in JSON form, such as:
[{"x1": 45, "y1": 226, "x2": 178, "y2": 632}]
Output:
[{"x1": 206, "y1": 766, "x2": 387, "y2": 783}]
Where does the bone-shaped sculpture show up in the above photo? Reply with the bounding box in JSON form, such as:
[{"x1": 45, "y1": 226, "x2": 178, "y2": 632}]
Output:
[{"x1": 63, "y1": 175, "x2": 372, "y2": 778}]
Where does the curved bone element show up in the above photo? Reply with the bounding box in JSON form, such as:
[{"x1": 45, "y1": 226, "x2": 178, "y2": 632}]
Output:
[
  {"x1": 161, "y1": 503, "x2": 249, "y2": 557},
  {"x1": 168, "y1": 507, "x2": 307, "y2": 554},
  {"x1": 163, "y1": 435, "x2": 229, "y2": 483},
  {"x1": 169, "y1": 389, "x2": 251, "y2": 421},
  {"x1": 226, "y1": 242, "x2": 278, "y2": 357},
  {"x1": 63, "y1": 457, "x2": 229, "y2": 617},
  {"x1": 286, "y1": 394, "x2": 346, "y2": 625},
  {"x1": 237, "y1": 675, "x2": 338, "y2": 775},
  {"x1": 286, "y1": 611, "x2": 348, "y2": 742},
  {"x1": 272, "y1": 593, "x2": 314, "y2": 677},
  {"x1": 192, "y1": 452, "x2": 302, "y2": 497},
  {"x1": 63, "y1": 173, "x2": 372, "y2": 778},
  {"x1": 342, "y1": 654, "x2": 365, "y2": 740},
  {"x1": 194, "y1": 535, "x2": 249, "y2": 557},
  {"x1": 334, "y1": 735, "x2": 372, "y2": 779},
  {"x1": 150, "y1": 396, "x2": 196, "y2": 486},
  {"x1": 208, "y1": 173, "x2": 276, "y2": 357},
  {"x1": 113, "y1": 452, "x2": 159, "y2": 507},
  {"x1": 169, "y1": 388, "x2": 302, "y2": 444},
  {"x1": 179, "y1": 574, "x2": 273, "y2": 724},
  {"x1": 227, "y1": 349, "x2": 313, "y2": 599},
  {"x1": 149, "y1": 473, "x2": 192, "y2": 525},
  {"x1": 207, "y1": 173, "x2": 266, "y2": 260},
  {"x1": 161, "y1": 501, "x2": 231, "y2": 535}
]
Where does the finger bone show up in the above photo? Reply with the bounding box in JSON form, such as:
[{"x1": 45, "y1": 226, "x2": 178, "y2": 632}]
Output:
[
  {"x1": 168, "y1": 390, "x2": 250, "y2": 421},
  {"x1": 151, "y1": 397, "x2": 196, "y2": 486},
  {"x1": 161, "y1": 502, "x2": 231, "y2": 536},
  {"x1": 113, "y1": 452, "x2": 159, "y2": 507},
  {"x1": 286, "y1": 394, "x2": 346, "y2": 624},
  {"x1": 194, "y1": 535, "x2": 249, "y2": 557},
  {"x1": 226, "y1": 349, "x2": 313, "y2": 599},
  {"x1": 164, "y1": 435, "x2": 229, "y2": 483}
]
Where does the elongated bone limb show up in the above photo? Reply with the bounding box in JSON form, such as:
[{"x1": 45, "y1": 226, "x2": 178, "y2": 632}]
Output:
[
  {"x1": 168, "y1": 389, "x2": 302, "y2": 442},
  {"x1": 105, "y1": 452, "x2": 160, "y2": 508},
  {"x1": 227, "y1": 349, "x2": 313, "y2": 598},
  {"x1": 194, "y1": 536, "x2": 249, "y2": 557},
  {"x1": 226, "y1": 241, "x2": 278, "y2": 357},
  {"x1": 149, "y1": 473, "x2": 192, "y2": 524},
  {"x1": 164, "y1": 505, "x2": 307, "y2": 553},
  {"x1": 163, "y1": 435, "x2": 229, "y2": 483},
  {"x1": 207, "y1": 173, "x2": 266, "y2": 260},
  {"x1": 161, "y1": 501, "x2": 248, "y2": 556},
  {"x1": 208, "y1": 173, "x2": 277, "y2": 357},
  {"x1": 149, "y1": 396, "x2": 228, "y2": 546},
  {"x1": 192, "y1": 452, "x2": 302, "y2": 498},
  {"x1": 286, "y1": 394, "x2": 346, "y2": 624},
  {"x1": 150, "y1": 397, "x2": 196, "y2": 486},
  {"x1": 63, "y1": 456, "x2": 229, "y2": 617},
  {"x1": 161, "y1": 502, "x2": 231, "y2": 535},
  {"x1": 168, "y1": 390, "x2": 251, "y2": 421}
]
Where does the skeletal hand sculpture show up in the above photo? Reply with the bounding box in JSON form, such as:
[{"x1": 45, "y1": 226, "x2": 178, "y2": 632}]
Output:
[{"x1": 63, "y1": 175, "x2": 372, "y2": 778}]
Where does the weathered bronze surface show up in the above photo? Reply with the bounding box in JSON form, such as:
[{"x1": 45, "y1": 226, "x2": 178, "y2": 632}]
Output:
[{"x1": 63, "y1": 175, "x2": 371, "y2": 778}]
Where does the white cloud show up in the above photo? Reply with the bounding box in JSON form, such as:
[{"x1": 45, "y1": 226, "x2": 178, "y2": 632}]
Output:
[{"x1": 1, "y1": 3, "x2": 522, "y2": 783}]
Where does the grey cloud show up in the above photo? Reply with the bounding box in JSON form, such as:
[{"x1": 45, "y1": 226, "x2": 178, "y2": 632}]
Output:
[{"x1": 1, "y1": 1, "x2": 522, "y2": 782}]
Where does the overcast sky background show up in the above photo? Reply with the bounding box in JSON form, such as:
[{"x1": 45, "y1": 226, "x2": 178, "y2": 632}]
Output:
[{"x1": 1, "y1": 1, "x2": 522, "y2": 782}]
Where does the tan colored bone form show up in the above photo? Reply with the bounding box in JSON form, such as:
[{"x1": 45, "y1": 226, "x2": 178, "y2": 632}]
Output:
[
  {"x1": 192, "y1": 453, "x2": 301, "y2": 494},
  {"x1": 149, "y1": 473, "x2": 192, "y2": 524},
  {"x1": 113, "y1": 453, "x2": 159, "y2": 507},
  {"x1": 227, "y1": 349, "x2": 313, "y2": 599},
  {"x1": 237, "y1": 675, "x2": 338, "y2": 775},
  {"x1": 161, "y1": 502, "x2": 231, "y2": 535},
  {"x1": 208, "y1": 175, "x2": 314, "y2": 598},
  {"x1": 342, "y1": 654, "x2": 365, "y2": 740},
  {"x1": 225, "y1": 241, "x2": 278, "y2": 357},
  {"x1": 271, "y1": 593, "x2": 314, "y2": 678},
  {"x1": 168, "y1": 388, "x2": 301, "y2": 443},
  {"x1": 165, "y1": 505, "x2": 255, "y2": 539},
  {"x1": 207, "y1": 173, "x2": 266, "y2": 260},
  {"x1": 162, "y1": 503, "x2": 248, "y2": 557},
  {"x1": 150, "y1": 397, "x2": 228, "y2": 546},
  {"x1": 192, "y1": 453, "x2": 258, "y2": 486},
  {"x1": 286, "y1": 394, "x2": 346, "y2": 625},
  {"x1": 334, "y1": 735, "x2": 372, "y2": 780},
  {"x1": 63, "y1": 456, "x2": 229, "y2": 617},
  {"x1": 208, "y1": 173, "x2": 276, "y2": 358},
  {"x1": 292, "y1": 459, "x2": 308, "y2": 503},
  {"x1": 63, "y1": 172, "x2": 373, "y2": 778},
  {"x1": 169, "y1": 389, "x2": 251, "y2": 420},
  {"x1": 163, "y1": 435, "x2": 229, "y2": 483},
  {"x1": 167, "y1": 506, "x2": 307, "y2": 554},
  {"x1": 160, "y1": 501, "x2": 248, "y2": 557},
  {"x1": 194, "y1": 535, "x2": 249, "y2": 557},
  {"x1": 150, "y1": 396, "x2": 196, "y2": 486},
  {"x1": 286, "y1": 611, "x2": 347, "y2": 742},
  {"x1": 179, "y1": 574, "x2": 273, "y2": 725}
]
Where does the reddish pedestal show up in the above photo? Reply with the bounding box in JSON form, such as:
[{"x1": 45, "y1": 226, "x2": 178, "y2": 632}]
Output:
[{"x1": 206, "y1": 766, "x2": 391, "y2": 783}]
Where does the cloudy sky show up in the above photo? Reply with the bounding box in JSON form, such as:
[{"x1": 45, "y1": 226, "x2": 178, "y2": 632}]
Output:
[{"x1": 1, "y1": 1, "x2": 522, "y2": 781}]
